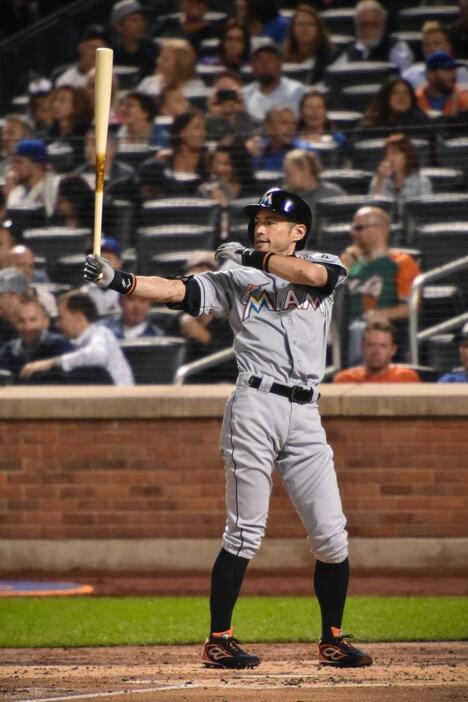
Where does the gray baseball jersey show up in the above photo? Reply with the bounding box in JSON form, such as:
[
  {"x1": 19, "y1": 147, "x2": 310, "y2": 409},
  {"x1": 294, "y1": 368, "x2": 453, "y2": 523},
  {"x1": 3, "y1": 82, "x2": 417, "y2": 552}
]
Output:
[{"x1": 192, "y1": 252, "x2": 349, "y2": 563}]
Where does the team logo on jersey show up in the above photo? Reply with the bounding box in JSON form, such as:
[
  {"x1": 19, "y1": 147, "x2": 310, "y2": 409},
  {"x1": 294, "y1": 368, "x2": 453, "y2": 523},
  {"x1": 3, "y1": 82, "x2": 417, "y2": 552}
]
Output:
[{"x1": 241, "y1": 284, "x2": 326, "y2": 319}]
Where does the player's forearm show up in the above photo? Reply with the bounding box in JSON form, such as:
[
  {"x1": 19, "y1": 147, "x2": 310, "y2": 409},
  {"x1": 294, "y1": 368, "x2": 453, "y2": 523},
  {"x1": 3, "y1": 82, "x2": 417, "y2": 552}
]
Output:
[
  {"x1": 266, "y1": 254, "x2": 328, "y2": 287},
  {"x1": 132, "y1": 276, "x2": 186, "y2": 303}
]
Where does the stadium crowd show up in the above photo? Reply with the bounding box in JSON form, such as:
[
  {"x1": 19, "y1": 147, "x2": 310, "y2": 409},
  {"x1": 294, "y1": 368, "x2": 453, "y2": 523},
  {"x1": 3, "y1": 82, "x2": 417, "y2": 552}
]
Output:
[{"x1": 0, "y1": 0, "x2": 467, "y2": 385}]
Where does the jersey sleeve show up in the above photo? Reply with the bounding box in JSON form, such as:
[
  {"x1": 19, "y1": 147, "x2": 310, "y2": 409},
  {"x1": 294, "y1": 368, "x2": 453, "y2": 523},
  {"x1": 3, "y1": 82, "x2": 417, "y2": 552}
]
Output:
[
  {"x1": 193, "y1": 270, "x2": 233, "y2": 318},
  {"x1": 301, "y1": 252, "x2": 348, "y2": 294}
]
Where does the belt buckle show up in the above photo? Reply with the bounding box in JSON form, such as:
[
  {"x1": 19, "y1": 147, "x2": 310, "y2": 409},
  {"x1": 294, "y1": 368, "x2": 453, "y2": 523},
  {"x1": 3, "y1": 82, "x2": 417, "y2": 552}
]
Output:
[{"x1": 290, "y1": 385, "x2": 310, "y2": 404}]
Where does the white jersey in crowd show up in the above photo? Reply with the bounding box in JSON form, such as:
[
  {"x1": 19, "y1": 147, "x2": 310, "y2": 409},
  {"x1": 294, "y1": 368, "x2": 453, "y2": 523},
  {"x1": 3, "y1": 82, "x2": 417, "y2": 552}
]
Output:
[
  {"x1": 59, "y1": 323, "x2": 134, "y2": 386},
  {"x1": 7, "y1": 172, "x2": 59, "y2": 217},
  {"x1": 192, "y1": 252, "x2": 347, "y2": 388},
  {"x1": 243, "y1": 77, "x2": 305, "y2": 121}
]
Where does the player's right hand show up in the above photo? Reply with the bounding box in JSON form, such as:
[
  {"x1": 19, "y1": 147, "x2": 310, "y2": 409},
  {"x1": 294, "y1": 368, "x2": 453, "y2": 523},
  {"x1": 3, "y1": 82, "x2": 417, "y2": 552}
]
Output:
[{"x1": 83, "y1": 254, "x2": 115, "y2": 288}]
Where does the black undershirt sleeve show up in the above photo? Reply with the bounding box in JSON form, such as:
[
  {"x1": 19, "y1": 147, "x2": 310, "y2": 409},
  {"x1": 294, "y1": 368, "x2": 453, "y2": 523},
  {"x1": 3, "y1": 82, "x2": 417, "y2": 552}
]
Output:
[{"x1": 310, "y1": 263, "x2": 340, "y2": 297}]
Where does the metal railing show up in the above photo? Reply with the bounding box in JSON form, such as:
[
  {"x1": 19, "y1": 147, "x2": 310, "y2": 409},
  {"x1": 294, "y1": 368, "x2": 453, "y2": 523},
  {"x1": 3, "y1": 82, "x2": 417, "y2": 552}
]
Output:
[
  {"x1": 409, "y1": 255, "x2": 468, "y2": 366},
  {"x1": 174, "y1": 320, "x2": 342, "y2": 384}
]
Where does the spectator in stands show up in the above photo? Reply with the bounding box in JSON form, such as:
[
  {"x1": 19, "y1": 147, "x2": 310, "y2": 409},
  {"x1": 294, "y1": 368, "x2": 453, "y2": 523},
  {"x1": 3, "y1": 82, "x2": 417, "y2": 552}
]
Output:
[
  {"x1": 202, "y1": 19, "x2": 250, "y2": 72},
  {"x1": 447, "y1": 0, "x2": 468, "y2": 60},
  {"x1": 6, "y1": 244, "x2": 56, "y2": 317},
  {"x1": 115, "y1": 91, "x2": 159, "y2": 146},
  {"x1": 47, "y1": 85, "x2": 93, "y2": 167},
  {"x1": 0, "y1": 114, "x2": 33, "y2": 177},
  {"x1": 198, "y1": 138, "x2": 256, "y2": 206},
  {"x1": 157, "y1": 0, "x2": 220, "y2": 56},
  {"x1": 29, "y1": 86, "x2": 53, "y2": 139},
  {"x1": 103, "y1": 295, "x2": 164, "y2": 340},
  {"x1": 137, "y1": 38, "x2": 204, "y2": 98},
  {"x1": 438, "y1": 326, "x2": 468, "y2": 383},
  {"x1": 333, "y1": 320, "x2": 420, "y2": 383},
  {"x1": 0, "y1": 267, "x2": 29, "y2": 345},
  {"x1": 205, "y1": 71, "x2": 254, "y2": 142},
  {"x1": 283, "y1": 148, "x2": 345, "y2": 232},
  {"x1": 4, "y1": 139, "x2": 58, "y2": 217},
  {"x1": 110, "y1": 0, "x2": 157, "y2": 81},
  {"x1": 282, "y1": 4, "x2": 337, "y2": 84},
  {"x1": 179, "y1": 251, "x2": 236, "y2": 383},
  {"x1": 369, "y1": 134, "x2": 432, "y2": 218},
  {"x1": 354, "y1": 76, "x2": 431, "y2": 140},
  {"x1": 0, "y1": 223, "x2": 15, "y2": 259},
  {"x1": 82, "y1": 238, "x2": 123, "y2": 316},
  {"x1": 248, "y1": 105, "x2": 296, "y2": 171},
  {"x1": 295, "y1": 90, "x2": 347, "y2": 153},
  {"x1": 341, "y1": 206, "x2": 421, "y2": 364},
  {"x1": 52, "y1": 175, "x2": 94, "y2": 229},
  {"x1": 136, "y1": 159, "x2": 172, "y2": 201},
  {"x1": 75, "y1": 128, "x2": 134, "y2": 188},
  {"x1": 416, "y1": 51, "x2": 468, "y2": 116},
  {"x1": 332, "y1": 0, "x2": 413, "y2": 72},
  {"x1": 157, "y1": 111, "x2": 209, "y2": 180},
  {"x1": 0, "y1": 295, "x2": 72, "y2": 383},
  {"x1": 55, "y1": 24, "x2": 108, "y2": 88},
  {"x1": 243, "y1": 41, "x2": 305, "y2": 122},
  {"x1": 403, "y1": 22, "x2": 468, "y2": 91},
  {"x1": 235, "y1": 0, "x2": 289, "y2": 45},
  {"x1": 158, "y1": 85, "x2": 191, "y2": 117},
  {"x1": 20, "y1": 290, "x2": 134, "y2": 385}
]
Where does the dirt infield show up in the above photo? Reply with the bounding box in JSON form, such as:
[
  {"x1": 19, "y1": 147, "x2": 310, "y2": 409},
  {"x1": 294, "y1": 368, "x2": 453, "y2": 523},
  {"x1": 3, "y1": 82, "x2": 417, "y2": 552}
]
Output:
[{"x1": 2, "y1": 642, "x2": 467, "y2": 702}]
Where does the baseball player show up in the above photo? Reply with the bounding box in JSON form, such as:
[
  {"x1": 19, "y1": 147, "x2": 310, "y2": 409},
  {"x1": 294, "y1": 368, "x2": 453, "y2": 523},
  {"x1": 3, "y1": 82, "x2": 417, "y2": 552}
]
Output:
[{"x1": 84, "y1": 188, "x2": 373, "y2": 670}]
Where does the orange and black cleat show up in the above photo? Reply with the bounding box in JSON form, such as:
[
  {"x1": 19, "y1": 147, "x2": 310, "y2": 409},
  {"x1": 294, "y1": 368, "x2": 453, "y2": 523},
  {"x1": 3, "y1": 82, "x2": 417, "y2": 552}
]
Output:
[
  {"x1": 318, "y1": 628, "x2": 373, "y2": 668},
  {"x1": 202, "y1": 630, "x2": 261, "y2": 669}
]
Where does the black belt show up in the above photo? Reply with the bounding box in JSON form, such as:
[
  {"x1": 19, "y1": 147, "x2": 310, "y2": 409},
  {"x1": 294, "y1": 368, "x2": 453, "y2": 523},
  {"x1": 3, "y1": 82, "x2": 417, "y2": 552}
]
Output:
[{"x1": 248, "y1": 375, "x2": 316, "y2": 404}]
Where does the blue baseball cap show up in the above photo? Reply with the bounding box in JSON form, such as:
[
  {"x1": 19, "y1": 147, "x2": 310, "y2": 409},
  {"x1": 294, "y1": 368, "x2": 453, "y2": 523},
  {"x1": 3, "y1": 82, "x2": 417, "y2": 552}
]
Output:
[
  {"x1": 101, "y1": 237, "x2": 122, "y2": 257},
  {"x1": 14, "y1": 139, "x2": 49, "y2": 164},
  {"x1": 426, "y1": 51, "x2": 461, "y2": 71}
]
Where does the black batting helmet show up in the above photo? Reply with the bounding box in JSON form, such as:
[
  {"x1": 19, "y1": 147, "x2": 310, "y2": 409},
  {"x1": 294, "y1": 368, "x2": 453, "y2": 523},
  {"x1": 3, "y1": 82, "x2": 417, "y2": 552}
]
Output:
[{"x1": 244, "y1": 188, "x2": 312, "y2": 251}]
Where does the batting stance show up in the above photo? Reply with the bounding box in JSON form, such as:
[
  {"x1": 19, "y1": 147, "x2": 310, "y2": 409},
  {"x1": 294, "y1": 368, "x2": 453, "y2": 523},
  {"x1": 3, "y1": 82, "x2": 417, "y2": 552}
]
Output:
[{"x1": 84, "y1": 188, "x2": 372, "y2": 670}]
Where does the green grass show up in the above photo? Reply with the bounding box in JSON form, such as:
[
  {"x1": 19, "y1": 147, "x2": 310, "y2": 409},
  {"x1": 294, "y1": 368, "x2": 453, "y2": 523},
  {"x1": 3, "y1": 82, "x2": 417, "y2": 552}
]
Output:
[{"x1": 1, "y1": 596, "x2": 467, "y2": 648}]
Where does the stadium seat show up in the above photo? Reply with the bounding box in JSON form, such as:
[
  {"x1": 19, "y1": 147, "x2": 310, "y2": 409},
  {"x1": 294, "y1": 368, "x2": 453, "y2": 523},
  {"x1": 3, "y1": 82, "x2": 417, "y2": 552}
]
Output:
[
  {"x1": 254, "y1": 170, "x2": 283, "y2": 190},
  {"x1": 115, "y1": 144, "x2": 158, "y2": 169},
  {"x1": 113, "y1": 65, "x2": 141, "y2": 89},
  {"x1": 164, "y1": 172, "x2": 202, "y2": 197},
  {"x1": 322, "y1": 169, "x2": 373, "y2": 195},
  {"x1": 185, "y1": 86, "x2": 210, "y2": 111},
  {"x1": 136, "y1": 226, "x2": 216, "y2": 274},
  {"x1": 320, "y1": 8, "x2": 355, "y2": 35},
  {"x1": 120, "y1": 337, "x2": 187, "y2": 384},
  {"x1": 423, "y1": 334, "x2": 461, "y2": 375},
  {"x1": 339, "y1": 84, "x2": 382, "y2": 112},
  {"x1": 352, "y1": 138, "x2": 430, "y2": 171},
  {"x1": 325, "y1": 62, "x2": 398, "y2": 92},
  {"x1": 439, "y1": 138, "x2": 468, "y2": 180},
  {"x1": 148, "y1": 250, "x2": 193, "y2": 277},
  {"x1": 303, "y1": 141, "x2": 339, "y2": 168},
  {"x1": 107, "y1": 199, "x2": 135, "y2": 250},
  {"x1": 22, "y1": 227, "x2": 90, "y2": 278},
  {"x1": 0, "y1": 370, "x2": 13, "y2": 386},
  {"x1": 317, "y1": 223, "x2": 352, "y2": 255},
  {"x1": 328, "y1": 110, "x2": 363, "y2": 130},
  {"x1": 420, "y1": 168, "x2": 465, "y2": 193},
  {"x1": 199, "y1": 37, "x2": 220, "y2": 57},
  {"x1": 404, "y1": 201, "x2": 468, "y2": 244},
  {"x1": 6, "y1": 205, "x2": 46, "y2": 236},
  {"x1": 282, "y1": 63, "x2": 312, "y2": 83},
  {"x1": 398, "y1": 6, "x2": 459, "y2": 32},
  {"x1": 228, "y1": 197, "x2": 254, "y2": 229},
  {"x1": 47, "y1": 142, "x2": 74, "y2": 173},
  {"x1": 54, "y1": 254, "x2": 86, "y2": 287},
  {"x1": 139, "y1": 198, "x2": 220, "y2": 230},
  {"x1": 148, "y1": 307, "x2": 181, "y2": 334},
  {"x1": 196, "y1": 64, "x2": 224, "y2": 85},
  {"x1": 316, "y1": 195, "x2": 394, "y2": 229},
  {"x1": 420, "y1": 285, "x2": 466, "y2": 330},
  {"x1": 224, "y1": 222, "x2": 251, "y2": 248}
]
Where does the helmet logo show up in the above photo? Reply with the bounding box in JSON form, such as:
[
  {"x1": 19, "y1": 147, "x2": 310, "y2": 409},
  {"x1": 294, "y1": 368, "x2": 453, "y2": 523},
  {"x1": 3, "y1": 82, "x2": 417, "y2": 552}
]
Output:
[{"x1": 259, "y1": 191, "x2": 273, "y2": 206}]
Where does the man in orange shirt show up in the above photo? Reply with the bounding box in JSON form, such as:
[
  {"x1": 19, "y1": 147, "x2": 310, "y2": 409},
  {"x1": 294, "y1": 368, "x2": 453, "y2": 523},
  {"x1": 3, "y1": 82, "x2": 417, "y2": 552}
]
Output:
[
  {"x1": 334, "y1": 320, "x2": 420, "y2": 383},
  {"x1": 416, "y1": 51, "x2": 468, "y2": 116}
]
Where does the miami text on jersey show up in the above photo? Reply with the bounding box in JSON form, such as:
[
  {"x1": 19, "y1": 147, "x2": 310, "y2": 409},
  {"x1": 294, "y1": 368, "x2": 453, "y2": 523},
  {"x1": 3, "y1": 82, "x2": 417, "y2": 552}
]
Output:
[{"x1": 241, "y1": 283, "x2": 325, "y2": 320}]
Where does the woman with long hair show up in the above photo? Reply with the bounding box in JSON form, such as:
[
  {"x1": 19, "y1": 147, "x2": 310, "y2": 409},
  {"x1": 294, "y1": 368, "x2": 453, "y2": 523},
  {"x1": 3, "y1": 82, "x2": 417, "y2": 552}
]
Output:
[
  {"x1": 115, "y1": 91, "x2": 160, "y2": 146},
  {"x1": 53, "y1": 175, "x2": 94, "y2": 229},
  {"x1": 157, "y1": 110, "x2": 208, "y2": 180},
  {"x1": 137, "y1": 38, "x2": 204, "y2": 98},
  {"x1": 47, "y1": 85, "x2": 93, "y2": 166},
  {"x1": 370, "y1": 133, "x2": 432, "y2": 216},
  {"x1": 355, "y1": 76, "x2": 431, "y2": 140},
  {"x1": 295, "y1": 90, "x2": 347, "y2": 153},
  {"x1": 198, "y1": 138, "x2": 256, "y2": 206},
  {"x1": 282, "y1": 4, "x2": 336, "y2": 84}
]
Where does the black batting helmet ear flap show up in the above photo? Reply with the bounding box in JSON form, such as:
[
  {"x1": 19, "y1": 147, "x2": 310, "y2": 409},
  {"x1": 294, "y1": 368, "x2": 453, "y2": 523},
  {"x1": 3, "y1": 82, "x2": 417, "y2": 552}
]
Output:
[{"x1": 244, "y1": 188, "x2": 312, "y2": 251}]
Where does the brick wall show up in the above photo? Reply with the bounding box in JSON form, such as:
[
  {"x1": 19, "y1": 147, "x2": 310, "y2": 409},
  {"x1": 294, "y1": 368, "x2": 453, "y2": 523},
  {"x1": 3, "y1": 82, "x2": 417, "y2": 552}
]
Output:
[{"x1": 2, "y1": 413, "x2": 467, "y2": 541}]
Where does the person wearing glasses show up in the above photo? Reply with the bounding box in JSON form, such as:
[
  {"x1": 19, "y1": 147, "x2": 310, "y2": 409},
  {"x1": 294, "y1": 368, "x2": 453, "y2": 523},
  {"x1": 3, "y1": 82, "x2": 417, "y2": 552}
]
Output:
[{"x1": 340, "y1": 206, "x2": 420, "y2": 365}]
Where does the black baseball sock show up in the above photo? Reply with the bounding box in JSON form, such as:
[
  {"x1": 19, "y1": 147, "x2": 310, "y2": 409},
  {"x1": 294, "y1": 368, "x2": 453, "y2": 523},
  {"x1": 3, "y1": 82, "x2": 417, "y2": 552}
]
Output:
[
  {"x1": 209, "y1": 548, "x2": 249, "y2": 634},
  {"x1": 314, "y1": 557, "x2": 349, "y2": 641}
]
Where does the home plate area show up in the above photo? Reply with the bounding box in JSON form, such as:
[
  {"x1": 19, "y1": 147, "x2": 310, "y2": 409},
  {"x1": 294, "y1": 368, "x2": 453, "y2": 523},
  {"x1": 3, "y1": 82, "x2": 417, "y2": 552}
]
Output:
[{"x1": 2, "y1": 642, "x2": 467, "y2": 702}]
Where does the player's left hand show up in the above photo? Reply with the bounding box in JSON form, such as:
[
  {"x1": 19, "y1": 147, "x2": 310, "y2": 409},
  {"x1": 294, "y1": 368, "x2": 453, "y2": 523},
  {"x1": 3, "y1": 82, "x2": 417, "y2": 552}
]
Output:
[{"x1": 215, "y1": 242, "x2": 246, "y2": 265}]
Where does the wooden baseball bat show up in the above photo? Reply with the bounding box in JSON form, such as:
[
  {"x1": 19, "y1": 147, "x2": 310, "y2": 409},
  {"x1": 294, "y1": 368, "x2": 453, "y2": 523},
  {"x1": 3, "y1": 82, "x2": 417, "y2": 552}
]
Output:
[{"x1": 93, "y1": 47, "x2": 114, "y2": 256}]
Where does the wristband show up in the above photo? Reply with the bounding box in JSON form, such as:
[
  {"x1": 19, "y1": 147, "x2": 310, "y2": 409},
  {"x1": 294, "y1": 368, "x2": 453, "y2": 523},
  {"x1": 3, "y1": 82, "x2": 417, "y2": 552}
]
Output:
[
  {"x1": 242, "y1": 249, "x2": 275, "y2": 272},
  {"x1": 108, "y1": 269, "x2": 137, "y2": 295}
]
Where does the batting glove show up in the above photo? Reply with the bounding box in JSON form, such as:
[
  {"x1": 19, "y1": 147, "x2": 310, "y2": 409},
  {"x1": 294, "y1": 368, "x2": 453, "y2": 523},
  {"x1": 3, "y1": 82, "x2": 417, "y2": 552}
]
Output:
[
  {"x1": 215, "y1": 242, "x2": 274, "y2": 272},
  {"x1": 83, "y1": 254, "x2": 115, "y2": 288}
]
